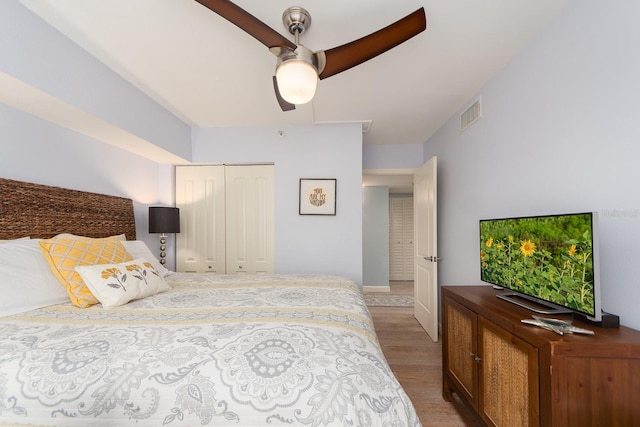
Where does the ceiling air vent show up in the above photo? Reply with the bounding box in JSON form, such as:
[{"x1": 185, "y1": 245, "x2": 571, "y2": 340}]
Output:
[{"x1": 460, "y1": 97, "x2": 482, "y2": 132}]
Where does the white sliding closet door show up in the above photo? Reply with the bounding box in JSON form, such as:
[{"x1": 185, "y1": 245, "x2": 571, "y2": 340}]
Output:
[
  {"x1": 224, "y1": 165, "x2": 275, "y2": 274},
  {"x1": 175, "y1": 164, "x2": 274, "y2": 274},
  {"x1": 176, "y1": 165, "x2": 226, "y2": 273}
]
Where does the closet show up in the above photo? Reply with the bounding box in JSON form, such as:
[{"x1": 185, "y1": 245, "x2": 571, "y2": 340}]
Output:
[
  {"x1": 175, "y1": 164, "x2": 274, "y2": 274},
  {"x1": 389, "y1": 196, "x2": 414, "y2": 280}
]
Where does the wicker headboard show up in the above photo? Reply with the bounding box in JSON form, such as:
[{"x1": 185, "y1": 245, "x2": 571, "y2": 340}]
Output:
[{"x1": 0, "y1": 178, "x2": 136, "y2": 240}]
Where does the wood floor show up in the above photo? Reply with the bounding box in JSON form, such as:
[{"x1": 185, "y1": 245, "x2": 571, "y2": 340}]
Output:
[{"x1": 367, "y1": 281, "x2": 469, "y2": 427}]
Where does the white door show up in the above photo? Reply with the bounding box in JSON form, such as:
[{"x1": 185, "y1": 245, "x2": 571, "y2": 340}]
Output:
[
  {"x1": 225, "y1": 165, "x2": 275, "y2": 274},
  {"x1": 414, "y1": 157, "x2": 438, "y2": 341},
  {"x1": 175, "y1": 165, "x2": 226, "y2": 273}
]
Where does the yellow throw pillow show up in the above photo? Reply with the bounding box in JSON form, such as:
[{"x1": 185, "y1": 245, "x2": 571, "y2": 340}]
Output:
[{"x1": 39, "y1": 234, "x2": 132, "y2": 307}]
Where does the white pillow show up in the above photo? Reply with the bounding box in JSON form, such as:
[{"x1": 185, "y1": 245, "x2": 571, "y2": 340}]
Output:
[
  {"x1": 0, "y1": 239, "x2": 69, "y2": 317},
  {"x1": 121, "y1": 240, "x2": 170, "y2": 277},
  {"x1": 0, "y1": 237, "x2": 30, "y2": 243},
  {"x1": 75, "y1": 258, "x2": 170, "y2": 308}
]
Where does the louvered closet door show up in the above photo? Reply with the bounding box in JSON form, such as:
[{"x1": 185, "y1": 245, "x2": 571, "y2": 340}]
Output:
[
  {"x1": 224, "y1": 165, "x2": 275, "y2": 274},
  {"x1": 389, "y1": 197, "x2": 415, "y2": 281},
  {"x1": 176, "y1": 165, "x2": 226, "y2": 273}
]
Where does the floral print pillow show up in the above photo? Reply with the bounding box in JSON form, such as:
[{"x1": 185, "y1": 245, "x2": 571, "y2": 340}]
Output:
[{"x1": 75, "y1": 258, "x2": 170, "y2": 308}]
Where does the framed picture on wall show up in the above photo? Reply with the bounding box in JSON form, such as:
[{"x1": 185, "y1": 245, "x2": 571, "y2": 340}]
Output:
[{"x1": 299, "y1": 178, "x2": 336, "y2": 215}]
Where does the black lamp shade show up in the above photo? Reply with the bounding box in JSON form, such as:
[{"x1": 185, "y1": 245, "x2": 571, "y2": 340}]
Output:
[{"x1": 149, "y1": 207, "x2": 180, "y2": 234}]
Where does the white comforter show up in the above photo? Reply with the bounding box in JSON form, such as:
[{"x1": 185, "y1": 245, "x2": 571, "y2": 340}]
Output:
[{"x1": 0, "y1": 273, "x2": 420, "y2": 426}]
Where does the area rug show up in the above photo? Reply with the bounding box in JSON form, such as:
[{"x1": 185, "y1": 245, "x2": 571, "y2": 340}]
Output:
[{"x1": 364, "y1": 294, "x2": 414, "y2": 307}]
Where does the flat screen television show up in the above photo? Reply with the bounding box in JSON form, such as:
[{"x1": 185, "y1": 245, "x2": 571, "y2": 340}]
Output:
[{"x1": 479, "y1": 212, "x2": 601, "y2": 321}]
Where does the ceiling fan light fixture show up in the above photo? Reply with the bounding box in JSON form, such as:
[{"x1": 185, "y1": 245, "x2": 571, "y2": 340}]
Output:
[
  {"x1": 199, "y1": 2, "x2": 426, "y2": 111},
  {"x1": 275, "y1": 58, "x2": 318, "y2": 105}
]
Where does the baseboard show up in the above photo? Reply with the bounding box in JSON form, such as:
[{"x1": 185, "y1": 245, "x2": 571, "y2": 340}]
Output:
[{"x1": 363, "y1": 285, "x2": 391, "y2": 293}]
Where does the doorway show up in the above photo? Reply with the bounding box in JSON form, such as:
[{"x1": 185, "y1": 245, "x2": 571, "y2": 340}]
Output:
[
  {"x1": 362, "y1": 168, "x2": 415, "y2": 289},
  {"x1": 362, "y1": 160, "x2": 439, "y2": 342}
]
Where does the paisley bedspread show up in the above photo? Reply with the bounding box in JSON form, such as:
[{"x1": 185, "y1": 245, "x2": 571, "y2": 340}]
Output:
[{"x1": 0, "y1": 273, "x2": 421, "y2": 426}]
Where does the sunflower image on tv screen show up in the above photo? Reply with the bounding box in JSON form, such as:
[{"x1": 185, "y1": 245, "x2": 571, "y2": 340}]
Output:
[{"x1": 480, "y1": 213, "x2": 595, "y2": 315}]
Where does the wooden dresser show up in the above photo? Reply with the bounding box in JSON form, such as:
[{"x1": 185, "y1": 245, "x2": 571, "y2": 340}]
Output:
[{"x1": 442, "y1": 285, "x2": 640, "y2": 427}]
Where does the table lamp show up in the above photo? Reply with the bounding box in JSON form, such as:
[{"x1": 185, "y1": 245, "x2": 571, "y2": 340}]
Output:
[{"x1": 148, "y1": 206, "x2": 180, "y2": 265}]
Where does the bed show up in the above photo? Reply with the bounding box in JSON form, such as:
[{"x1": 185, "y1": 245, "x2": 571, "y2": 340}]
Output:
[{"x1": 0, "y1": 178, "x2": 420, "y2": 426}]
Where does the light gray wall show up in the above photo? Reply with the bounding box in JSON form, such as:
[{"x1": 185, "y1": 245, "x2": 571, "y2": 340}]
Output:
[
  {"x1": 363, "y1": 186, "x2": 390, "y2": 287},
  {"x1": 363, "y1": 143, "x2": 424, "y2": 169},
  {"x1": 192, "y1": 124, "x2": 364, "y2": 285},
  {"x1": 0, "y1": 103, "x2": 180, "y2": 269},
  {"x1": 423, "y1": 0, "x2": 640, "y2": 329},
  {"x1": 0, "y1": 2, "x2": 191, "y2": 160}
]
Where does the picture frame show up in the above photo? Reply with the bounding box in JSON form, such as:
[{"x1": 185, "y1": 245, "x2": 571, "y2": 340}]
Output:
[{"x1": 299, "y1": 178, "x2": 336, "y2": 215}]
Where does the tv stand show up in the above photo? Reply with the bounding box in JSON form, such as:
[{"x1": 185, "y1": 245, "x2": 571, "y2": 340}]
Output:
[
  {"x1": 442, "y1": 285, "x2": 640, "y2": 426},
  {"x1": 497, "y1": 292, "x2": 573, "y2": 315}
]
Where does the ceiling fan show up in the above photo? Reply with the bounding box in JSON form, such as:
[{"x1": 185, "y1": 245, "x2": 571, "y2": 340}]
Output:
[{"x1": 194, "y1": 0, "x2": 427, "y2": 111}]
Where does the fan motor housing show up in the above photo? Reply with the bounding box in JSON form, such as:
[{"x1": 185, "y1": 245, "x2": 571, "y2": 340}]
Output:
[{"x1": 282, "y1": 7, "x2": 311, "y2": 36}]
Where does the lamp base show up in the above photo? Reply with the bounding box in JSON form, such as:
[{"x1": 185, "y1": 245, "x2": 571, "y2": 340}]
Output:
[{"x1": 158, "y1": 234, "x2": 167, "y2": 265}]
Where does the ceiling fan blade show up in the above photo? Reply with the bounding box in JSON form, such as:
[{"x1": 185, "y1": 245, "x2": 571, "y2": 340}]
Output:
[
  {"x1": 194, "y1": 0, "x2": 296, "y2": 50},
  {"x1": 272, "y1": 76, "x2": 296, "y2": 111},
  {"x1": 318, "y1": 7, "x2": 426, "y2": 80}
]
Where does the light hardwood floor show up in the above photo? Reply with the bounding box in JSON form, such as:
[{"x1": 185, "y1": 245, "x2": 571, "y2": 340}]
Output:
[{"x1": 367, "y1": 281, "x2": 469, "y2": 426}]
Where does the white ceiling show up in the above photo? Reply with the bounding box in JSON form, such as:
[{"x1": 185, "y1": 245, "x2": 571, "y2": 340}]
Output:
[{"x1": 18, "y1": 0, "x2": 569, "y2": 151}]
